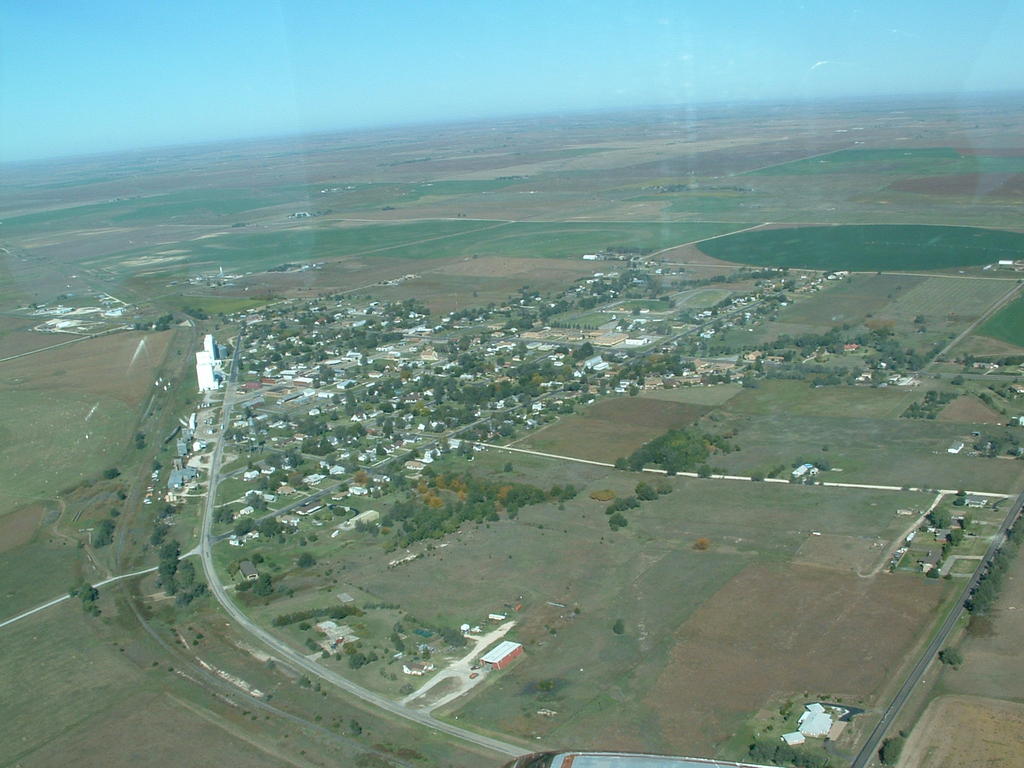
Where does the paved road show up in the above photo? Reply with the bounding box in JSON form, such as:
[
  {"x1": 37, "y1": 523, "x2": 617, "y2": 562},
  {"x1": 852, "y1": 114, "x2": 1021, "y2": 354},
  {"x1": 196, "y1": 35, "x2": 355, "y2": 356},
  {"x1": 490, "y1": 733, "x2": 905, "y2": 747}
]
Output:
[
  {"x1": 0, "y1": 565, "x2": 159, "y2": 630},
  {"x1": 849, "y1": 490, "x2": 1024, "y2": 768},
  {"x1": 197, "y1": 336, "x2": 527, "y2": 759}
]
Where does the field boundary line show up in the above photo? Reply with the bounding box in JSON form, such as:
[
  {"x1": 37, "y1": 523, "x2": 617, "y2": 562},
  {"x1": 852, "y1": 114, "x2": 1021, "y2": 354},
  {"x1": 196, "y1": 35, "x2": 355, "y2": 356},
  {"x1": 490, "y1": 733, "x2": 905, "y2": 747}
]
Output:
[
  {"x1": 0, "y1": 325, "x2": 129, "y2": 365},
  {"x1": 474, "y1": 442, "x2": 1011, "y2": 498},
  {"x1": 0, "y1": 563, "x2": 163, "y2": 630}
]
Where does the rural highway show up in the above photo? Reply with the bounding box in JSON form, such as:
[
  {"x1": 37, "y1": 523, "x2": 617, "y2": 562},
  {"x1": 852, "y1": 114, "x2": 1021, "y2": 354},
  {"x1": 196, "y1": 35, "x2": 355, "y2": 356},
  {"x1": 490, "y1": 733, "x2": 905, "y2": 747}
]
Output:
[
  {"x1": 849, "y1": 490, "x2": 1024, "y2": 768},
  {"x1": 197, "y1": 336, "x2": 527, "y2": 759}
]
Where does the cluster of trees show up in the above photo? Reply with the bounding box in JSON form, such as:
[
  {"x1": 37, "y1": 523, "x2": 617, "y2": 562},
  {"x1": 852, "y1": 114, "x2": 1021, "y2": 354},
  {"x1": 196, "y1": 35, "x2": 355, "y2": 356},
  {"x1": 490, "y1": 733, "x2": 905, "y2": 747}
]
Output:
[
  {"x1": 601, "y1": 480, "x2": 673, "y2": 531},
  {"x1": 271, "y1": 604, "x2": 363, "y2": 627},
  {"x1": 381, "y1": 471, "x2": 568, "y2": 548},
  {"x1": 69, "y1": 583, "x2": 101, "y2": 616},
  {"x1": 748, "y1": 738, "x2": 829, "y2": 768},
  {"x1": 157, "y1": 540, "x2": 207, "y2": 605},
  {"x1": 902, "y1": 390, "x2": 956, "y2": 419},
  {"x1": 237, "y1": 573, "x2": 274, "y2": 596},
  {"x1": 971, "y1": 430, "x2": 1021, "y2": 458},
  {"x1": 618, "y1": 427, "x2": 732, "y2": 475},
  {"x1": 92, "y1": 518, "x2": 116, "y2": 547},
  {"x1": 967, "y1": 525, "x2": 1019, "y2": 614},
  {"x1": 879, "y1": 734, "x2": 906, "y2": 765}
]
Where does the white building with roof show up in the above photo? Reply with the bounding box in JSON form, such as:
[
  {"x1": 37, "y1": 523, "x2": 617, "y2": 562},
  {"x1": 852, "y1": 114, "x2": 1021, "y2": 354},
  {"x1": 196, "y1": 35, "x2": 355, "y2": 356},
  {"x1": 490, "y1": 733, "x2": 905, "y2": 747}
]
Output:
[{"x1": 797, "y1": 703, "x2": 833, "y2": 738}]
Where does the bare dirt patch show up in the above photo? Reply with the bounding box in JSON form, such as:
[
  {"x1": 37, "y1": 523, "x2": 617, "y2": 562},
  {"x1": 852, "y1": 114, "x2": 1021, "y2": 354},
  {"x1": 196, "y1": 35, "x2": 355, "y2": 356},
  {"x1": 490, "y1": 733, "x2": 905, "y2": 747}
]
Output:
[
  {"x1": 937, "y1": 395, "x2": 1005, "y2": 424},
  {"x1": 900, "y1": 695, "x2": 1024, "y2": 768},
  {"x1": 519, "y1": 396, "x2": 709, "y2": 462},
  {"x1": 647, "y1": 563, "x2": 948, "y2": 755}
]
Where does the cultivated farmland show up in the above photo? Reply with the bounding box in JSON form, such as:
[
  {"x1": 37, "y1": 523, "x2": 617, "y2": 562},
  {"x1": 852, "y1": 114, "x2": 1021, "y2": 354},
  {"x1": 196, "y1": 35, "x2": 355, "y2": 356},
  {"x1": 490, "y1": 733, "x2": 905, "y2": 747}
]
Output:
[
  {"x1": 977, "y1": 294, "x2": 1024, "y2": 348},
  {"x1": 698, "y1": 224, "x2": 1024, "y2": 271}
]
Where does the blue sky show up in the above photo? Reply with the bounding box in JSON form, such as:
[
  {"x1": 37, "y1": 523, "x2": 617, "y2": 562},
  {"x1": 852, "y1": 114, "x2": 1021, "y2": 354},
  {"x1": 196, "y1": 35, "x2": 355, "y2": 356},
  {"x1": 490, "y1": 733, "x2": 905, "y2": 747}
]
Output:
[{"x1": 1, "y1": 0, "x2": 1021, "y2": 161}]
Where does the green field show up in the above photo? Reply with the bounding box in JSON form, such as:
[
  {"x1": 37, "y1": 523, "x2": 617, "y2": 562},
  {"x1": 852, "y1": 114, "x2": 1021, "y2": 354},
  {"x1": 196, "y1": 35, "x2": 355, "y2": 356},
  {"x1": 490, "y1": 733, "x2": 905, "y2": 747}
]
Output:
[
  {"x1": 746, "y1": 148, "x2": 1024, "y2": 177},
  {"x1": 977, "y1": 294, "x2": 1024, "y2": 348},
  {"x1": 674, "y1": 287, "x2": 733, "y2": 309},
  {"x1": 698, "y1": 225, "x2": 1024, "y2": 271},
  {"x1": 377, "y1": 220, "x2": 751, "y2": 262}
]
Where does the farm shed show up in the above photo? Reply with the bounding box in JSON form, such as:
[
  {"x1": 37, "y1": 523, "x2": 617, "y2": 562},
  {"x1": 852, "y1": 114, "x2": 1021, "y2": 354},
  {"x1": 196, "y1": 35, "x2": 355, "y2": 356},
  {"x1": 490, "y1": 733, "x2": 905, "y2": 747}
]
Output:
[{"x1": 481, "y1": 640, "x2": 523, "y2": 670}]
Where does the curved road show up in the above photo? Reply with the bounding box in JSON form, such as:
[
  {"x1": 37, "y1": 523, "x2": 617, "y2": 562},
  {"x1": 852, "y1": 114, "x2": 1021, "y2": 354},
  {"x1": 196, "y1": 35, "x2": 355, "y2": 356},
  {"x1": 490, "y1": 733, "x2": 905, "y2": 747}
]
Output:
[{"x1": 198, "y1": 337, "x2": 526, "y2": 759}]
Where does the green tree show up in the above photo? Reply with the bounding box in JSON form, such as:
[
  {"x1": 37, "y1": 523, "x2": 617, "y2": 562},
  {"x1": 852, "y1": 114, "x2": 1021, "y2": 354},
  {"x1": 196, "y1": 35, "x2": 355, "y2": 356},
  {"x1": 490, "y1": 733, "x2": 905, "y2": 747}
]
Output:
[
  {"x1": 612, "y1": 618, "x2": 625, "y2": 635},
  {"x1": 297, "y1": 552, "x2": 316, "y2": 568},
  {"x1": 938, "y1": 647, "x2": 963, "y2": 667},
  {"x1": 879, "y1": 735, "x2": 905, "y2": 765}
]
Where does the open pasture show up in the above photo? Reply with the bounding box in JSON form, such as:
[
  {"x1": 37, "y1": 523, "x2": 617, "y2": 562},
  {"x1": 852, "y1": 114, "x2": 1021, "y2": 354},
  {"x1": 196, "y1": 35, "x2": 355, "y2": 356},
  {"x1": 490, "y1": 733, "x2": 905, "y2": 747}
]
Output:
[
  {"x1": 698, "y1": 224, "x2": 1024, "y2": 271},
  {"x1": 937, "y1": 395, "x2": 1004, "y2": 423},
  {"x1": 727, "y1": 380, "x2": 917, "y2": 419},
  {"x1": 890, "y1": 172, "x2": 1024, "y2": 198},
  {"x1": 639, "y1": 383, "x2": 743, "y2": 406},
  {"x1": 782, "y1": 273, "x2": 923, "y2": 328},
  {"x1": 673, "y1": 287, "x2": 734, "y2": 309},
  {"x1": 0, "y1": 330, "x2": 172, "y2": 516},
  {"x1": 709, "y1": 408, "x2": 1024, "y2": 493},
  {"x1": 0, "y1": 389, "x2": 135, "y2": 516},
  {"x1": 89, "y1": 218, "x2": 497, "y2": 275},
  {"x1": 880, "y1": 276, "x2": 1014, "y2": 321},
  {"x1": 424, "y1": 467, "x2": 934, "y2": 754},
  {"x1": 516, "y1": 396, "x2": 709, "y2": 462}
]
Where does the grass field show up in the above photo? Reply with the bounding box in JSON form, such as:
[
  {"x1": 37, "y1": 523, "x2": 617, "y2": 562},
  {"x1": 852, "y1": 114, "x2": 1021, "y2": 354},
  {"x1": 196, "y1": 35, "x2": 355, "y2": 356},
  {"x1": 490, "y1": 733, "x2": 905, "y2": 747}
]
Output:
[
  {"x1": 746, "y1": 148, "x2": 1024, "y2": 177},
  {"x1": 376, "y1": 220, "x2": 751, "y2": 262},
  {"x1": 977, "y1": 294, "x2": 1024, "y2": 347},
  {"x1": 638, "y1": 384, "x2": 743, "y2": 406},
  {"x1": 516, "y1": 396, "x2": 710, "y2": 462},
  {"x1": 0, "y1": 389, "x2": 135, "y2": 515},
  {"x1": 881, "y1": 277, "x2": 1014, "y2": 320},
  {"x1": 348, "y1": 450, "x2": 939, "y2": 756},
  {"x1": 166, "y1": 295, "x2": 273, "y2": 315},
  {"x1": 90, "y1": 218, "x2": 498, "y2": 275},
  {"x1": 673, "y1": 287, "x2": 734, "y2": 309},
  {"x1": 698, "y1": 225, "x2": 1024, "y2": 271},
  {"x1": 0, "y1": 330, "x2": 172, "y2": 516}
]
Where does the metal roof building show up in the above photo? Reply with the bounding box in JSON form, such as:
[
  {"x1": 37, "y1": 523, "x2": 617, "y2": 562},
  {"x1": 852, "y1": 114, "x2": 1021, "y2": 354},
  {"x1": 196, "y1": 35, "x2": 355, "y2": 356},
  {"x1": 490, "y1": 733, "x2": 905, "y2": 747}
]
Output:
[{"x1": 480, "y1": 640, "x2": 523, "y2": 670}]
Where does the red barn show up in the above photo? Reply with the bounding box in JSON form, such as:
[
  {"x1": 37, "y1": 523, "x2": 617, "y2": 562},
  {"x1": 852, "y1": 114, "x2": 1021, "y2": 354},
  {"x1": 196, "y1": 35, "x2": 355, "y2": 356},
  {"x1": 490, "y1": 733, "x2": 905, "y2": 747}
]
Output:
[{"x1": 481, "y1": 640, "x2": 523, "y2": 670}]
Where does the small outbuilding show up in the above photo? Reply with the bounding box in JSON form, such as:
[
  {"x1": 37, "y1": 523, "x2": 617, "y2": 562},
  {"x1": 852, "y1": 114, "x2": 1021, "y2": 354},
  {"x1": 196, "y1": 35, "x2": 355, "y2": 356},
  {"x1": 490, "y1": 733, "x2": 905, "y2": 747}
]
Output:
[
  {"x1": 781, "y1": 732, "x2": 806, "y2": 746},
  {"x1": 238, "y1": 560, "x2": 259, "y2": 581}
]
